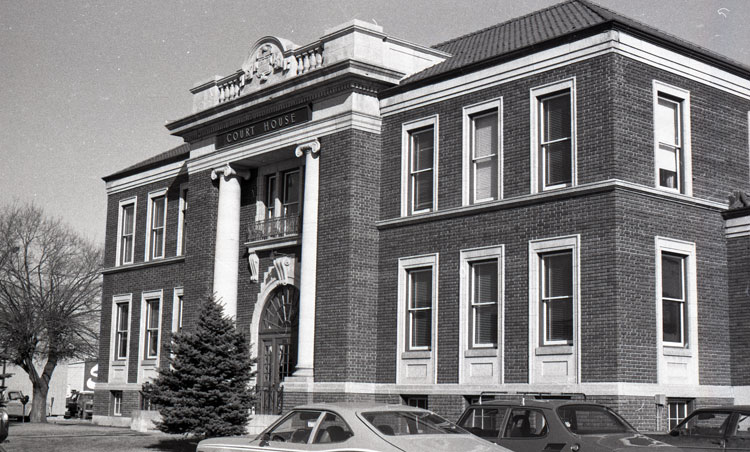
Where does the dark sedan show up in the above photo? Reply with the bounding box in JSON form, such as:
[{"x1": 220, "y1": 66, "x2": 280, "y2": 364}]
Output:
[{"x1": 650, "y1": 406, "x2": 750, "y2": 451}]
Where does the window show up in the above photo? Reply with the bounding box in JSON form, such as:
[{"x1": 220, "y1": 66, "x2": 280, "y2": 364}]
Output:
[
  {"x1": 312, "y1": 413, "x2": 354, "y2": 444},
  {"x1": 458, "y1": 407, "x2": 504, "y2": 438},
  {"x1": 116, "y1": 198, "x2": 136, "y2": 266},
  {"x1": 503, "y1": 409, "x2": 548, "y2": 438},
  {"x1": 531, "y1": 79, "x2": 576, "y2": 192},
  {"x1": 401, "y1": 116, "x2": 438, "y2": 216},
  {"x1": 470, "y1": 260, "x2": 499, "y2": 348},
  {"x1": 463, "y1": 100, "x2": 501, "y2": 204},
  {"x1": 656, "y1": 238, "x2": 696, "y2": 349},
  {"x1": 176, "y1": 185, "x2": 188, "y2": 255},
  {"x1": 403, "y1": 395, "x2": 429, "y2": 410},
  {"x1": 146, "y1": 190, "x2": 167, "y2": 260},
  {"x1": 265, "y1": 174, "x2": 277, "y2": 219},
  {"x1": 653, "y1": 81, "x2": 691, "y2": 195},
  {"x1": 668, "y1": 399, "x2": 690, "y2": 430},
  {"x1": 144, "y1": 298, "x2": 160, "y2": 359},
  {"x1": 407, "y1": 268, "x2": 433, "y2": 350},
  {"x1": 172, "y1": 288, "x2": 184, "y2": 333},
  {"x1": 282, "y1": 170, "x2": 301, "y2": 217},
  {"x1": 540, "y1": 251, "x2": 573, "y2": 345},
  {"x1": 112, "y1": 391, "x2": 122, "y2": 416},
  {"x1": 115, "y1": 301, "x2": 129, "y2": 360}
]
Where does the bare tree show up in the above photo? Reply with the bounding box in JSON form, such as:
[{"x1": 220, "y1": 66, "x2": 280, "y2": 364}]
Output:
[{"x1": 0, "y1": 203, "x2": 102, "y2": 422}]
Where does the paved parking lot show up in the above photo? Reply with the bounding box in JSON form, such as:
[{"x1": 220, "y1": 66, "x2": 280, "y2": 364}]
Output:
[{"x1": 1, "y1": 419, "x2": 198, "y2": 452}]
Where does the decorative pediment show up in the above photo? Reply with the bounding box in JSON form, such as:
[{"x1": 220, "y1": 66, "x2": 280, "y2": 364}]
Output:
[{"x1": 241, "y1": 37, "x2": 297, "y2": 88}]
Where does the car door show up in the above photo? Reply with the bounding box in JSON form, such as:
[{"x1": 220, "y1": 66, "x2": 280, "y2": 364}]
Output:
[
  {"x1": 725, "y1": 411, "x2": 750, "y2": 451},
  {"x1": 496, "y1": 408, "x2": 551, "y2": 452},
  {"x1": 670, "y1": 410, "x2": 732, "y2": 450}
]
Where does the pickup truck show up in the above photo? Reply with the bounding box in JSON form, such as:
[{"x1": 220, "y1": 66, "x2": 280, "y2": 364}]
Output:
[{"x1": 5, "y1": 391, "x2": 30, "y2": 421}]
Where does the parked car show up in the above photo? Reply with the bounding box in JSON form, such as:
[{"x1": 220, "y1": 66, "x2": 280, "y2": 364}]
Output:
[
  {"x1": 65, "y1": 391, "x2": 93, "y2": 419},
  {"x1": 649, "y1": 405, "x2": 750, "y2": 451},
  {"x1": 0, "y1": 408, "x2": 8, "y2": 444},
  {"x1": 4, "y1": 391, "x2": 29, "y2": 422},
  {"x1": 197, "y1": 402, "x2": 514, "y2": 452},
  {"x1": 457, "y1": 398, "x2": 681, "y2": 451}
]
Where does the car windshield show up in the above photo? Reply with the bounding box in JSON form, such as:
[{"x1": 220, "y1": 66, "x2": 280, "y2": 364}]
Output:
[
  {"x1": 362, "y1": 411, "x2": 467, "y2": 436},
  {"x1": 557, "y1": 405, "x2": 634, "y2": 434}
]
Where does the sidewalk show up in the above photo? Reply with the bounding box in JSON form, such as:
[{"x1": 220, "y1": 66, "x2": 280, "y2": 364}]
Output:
[{"x1": 1, "y1": 419, "x2": 197, "y2": 452}]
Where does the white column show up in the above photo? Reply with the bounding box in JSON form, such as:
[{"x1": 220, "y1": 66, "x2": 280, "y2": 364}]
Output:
[
  {"x1": 293, "y1": 139, "x2": 321, "y2": 378},
  {"x1": 210, "y1": 163, "x2": 250, "y2": 319}
]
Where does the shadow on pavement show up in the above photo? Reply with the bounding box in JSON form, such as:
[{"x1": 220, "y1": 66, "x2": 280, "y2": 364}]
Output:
[{"x1": 145, "y1": 438, "x2": 198, "y2": 452}]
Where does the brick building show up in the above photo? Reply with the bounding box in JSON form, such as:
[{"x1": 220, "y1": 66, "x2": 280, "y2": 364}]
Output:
[{"x1": 93, "y1": 0, "x2": 750, "y2": 432}]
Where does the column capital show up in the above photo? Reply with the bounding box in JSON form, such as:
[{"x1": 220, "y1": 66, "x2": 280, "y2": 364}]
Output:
[
  {"x1": 210, "y1": 163, "x2": 251, "y2": 181},
  {"x1": 294, "y1": 139, "x2": 321, "y2": 158}
]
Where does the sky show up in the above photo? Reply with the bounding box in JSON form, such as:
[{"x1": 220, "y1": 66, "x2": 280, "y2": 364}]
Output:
[{"x1": 1, "y1": 0, "x2": 749, "y2": 244}]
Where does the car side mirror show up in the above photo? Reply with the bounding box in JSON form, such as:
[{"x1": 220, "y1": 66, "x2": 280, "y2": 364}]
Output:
[{"x1": 259, "y1": 432, "x2": 271, "y2": 447}]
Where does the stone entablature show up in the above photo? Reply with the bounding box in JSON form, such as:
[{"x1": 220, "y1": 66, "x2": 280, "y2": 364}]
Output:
[{"x1": 188, "y1": 20, "x2": 448, "y2": 113}]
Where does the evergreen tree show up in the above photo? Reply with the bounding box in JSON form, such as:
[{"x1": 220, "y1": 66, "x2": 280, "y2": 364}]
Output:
[{"x1": 143, "y1": 297, "x2": 255, "y2": 438}]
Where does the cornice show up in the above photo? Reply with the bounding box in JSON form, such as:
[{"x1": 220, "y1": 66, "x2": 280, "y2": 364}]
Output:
[{"x1": 102, "y1": 255, "x2": 185, "y2": 275}]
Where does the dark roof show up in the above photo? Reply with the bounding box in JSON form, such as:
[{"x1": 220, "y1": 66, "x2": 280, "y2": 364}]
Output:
[
  {"x1": 103, "y1": 143, "x2": 190, "y2": 182},
  {"x1": 397, "y1": 0, "x2": 750, "y2": 89}
]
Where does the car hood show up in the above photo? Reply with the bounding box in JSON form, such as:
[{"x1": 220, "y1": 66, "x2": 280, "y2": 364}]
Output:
[
  {"x1": 197, "y1": 437, "x2": 394, "y2": 452},
  {"x1": 383, "y1": 433, "x2": 512, "y2": 452},
  {"x1": 578, "y1": 433, "x2": 683, "y2": 451}
]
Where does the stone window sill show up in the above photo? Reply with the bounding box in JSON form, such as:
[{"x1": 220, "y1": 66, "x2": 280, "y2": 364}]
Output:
[{"x1": 535, "y1": 345, "x2": 574, "y2": 356}]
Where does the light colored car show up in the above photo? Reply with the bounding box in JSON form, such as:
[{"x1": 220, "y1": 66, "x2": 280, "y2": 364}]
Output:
[
  {"x1": 4, "y1": 391, "x2": 30, "y2": 422},
  {"x1": 649, "y1": 405, "x2": 750, "y2": 451},
  {"x1": 197, "y1": 402, "x2": 513, "y2": 452}
]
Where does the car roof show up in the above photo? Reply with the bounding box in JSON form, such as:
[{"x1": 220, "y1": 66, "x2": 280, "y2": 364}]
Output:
[
  {"x1": 291, "y1": 402, "x2": 431, "y2": 416},
  {"x1": 467, "y1": 399, "x2": 605, "y2": 409}
]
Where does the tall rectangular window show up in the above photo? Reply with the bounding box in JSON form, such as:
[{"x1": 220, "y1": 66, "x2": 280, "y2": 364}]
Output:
[
  {"x1": 470, "y1": 111, "x2": 499, "y2": 203},
  {"x1": 410, "y1": 127, "x2": 435, "y2": 213},
  {"x1": 540, "y1": 92, "x2": 572, "y2": 188},
  {"x1": 265, "y1": 174, "x2": 277, "y2": 219},
  {"x1": 661, "y1": 252, "x2": 687, "y2": 346},
  {"x1": 471, "y1": 260, "x2": 498, "y2": 347},
  {"x1": 176, "y1": 294, "x2": 183, "y2": 332},
  {"x1": 118, "y1": 202, "x2": 136, "y2": 265},
  {"x1": 541, "y1": 251, "x2": 573, "y2": 345},
  {"x1": 177, "y1": 186, "x2": 188, "y2": 256},
  {"x1": 144, "y1": 298, "x2": 160, "y2": 359},
  {"x1": 654, "y1": 81, "x2": 691, "y2": 195},
  {"x1": 149, "y1": 195, "x2": 166, "y2": 260},
  {"x1": 668, "y1": 399, "x2": 690, "y2": 430},
  {"x1": 112, "y1": 391, "x2": 122, "y2": 416},
  {"x1": 408, "y1": 268, "x2": 433, "y2": 350},
  {"x1": 282, "y1": 170, "x2": 300, "y2": 217},
  {"x1": 115, "y1": 302, "x2": 129, "y2": 360}
]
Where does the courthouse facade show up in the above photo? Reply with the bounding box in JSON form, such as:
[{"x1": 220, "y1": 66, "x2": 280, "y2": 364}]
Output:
[{"x1": 94, "y1": 0, "x2": 750, "y2": 431}]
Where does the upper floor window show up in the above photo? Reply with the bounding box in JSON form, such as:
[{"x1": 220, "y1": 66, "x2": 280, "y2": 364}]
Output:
[
  {"x1": 408, "y1": 268, "x2": 433, "y2": 350},
  {"x1": 470, "y1": 259, "x2": 499, "y2": 348},
  {"x1": 173, "y1": 288, "x2": 184, "y2": 333},
  {"x1": 177, "y1": 185, "x2": 188, "y2": 256},
  {"x1": 116, "y1": 198, "x2": 136, "y2": 266},
  {"x1": 264, "y1": 169, "x2": 301, "y2": 219},
  {"x1": 531, "y1": 79, "x2": 576, "y2": 193},
  {"x1": 463, "y1": 100, "x2": 502, "y2": 205},
  {"x1": 653, "y1": 81, "x2": 692, "y2": 195},
  {"x1": 114, "y1": 299, "x2": 130, "y2": 360},
  {"x1": 146, "y1": 190, "x2": 167, "y2": 261},
  {"x1": 401, "y1": 116, "x2": 438, "y2": 216},
  {"x1": 656, "y1": 237, "x2": 696, "y2": 349}
]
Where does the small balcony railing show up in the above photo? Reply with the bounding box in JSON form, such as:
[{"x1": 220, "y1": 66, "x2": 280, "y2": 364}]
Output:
[{"x1": 247, "y1": 215, "x2": 300, "y2": 243}]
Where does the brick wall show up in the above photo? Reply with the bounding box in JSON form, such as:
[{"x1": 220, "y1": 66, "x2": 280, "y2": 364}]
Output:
[{"x1": 727, "y1": 227, "x2": 750, "y2": 385}]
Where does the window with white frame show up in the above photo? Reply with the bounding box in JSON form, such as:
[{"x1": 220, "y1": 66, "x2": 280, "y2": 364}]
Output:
[
  {"x1": 116, "y1": 198, "x2": 136, "y2": 266},
  {"x1": 656, "y1": 237, "x2": 696, "y2": 349},
  {"x1": 464, "y1": 100, "x2": 501, "y2": 205},
  {"x1": 540, "y1": 251, "x2": 574, "y2": 345},
  {"x1": 144, "y1": 297, "x2": 160, "y2": 359},
  {"x1": 112, "y1": 391, "x2": 122, "y2": 416},
  {"x1": 114, "y1": 299, "x2": 130, "y2": 360},
  {"x1": 172, "y1": 288, "x2": 184, "y2": 333},
  {"x1": 402, "y1": 116, "x2": 438, "y2": 216},
  {"x1": 470, "y1": 260, "x2": 499, "y2": 348},
  {"x1": 653, "y1": 81, "x2": 691, "y2": 195},
  {"x1": 146, "y1": 190, "x2": 167, "y2": 261},
  {"x1": 531, "y1": 80, "x2": 576, "y2": 192},
  {"x1": 668, "y1": 399, "x2": 690, "y2": 430},
  {"x1": 408, "y1": 268, "x2": 433, "y2": 350},
  {"x1": 176, "y1": 185, "x2": 188, "y2": 256}
]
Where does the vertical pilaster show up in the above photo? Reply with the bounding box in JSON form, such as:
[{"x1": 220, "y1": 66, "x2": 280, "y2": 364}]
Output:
[
  {"x1": 293, "y1": 139, "x2": 321, "y2": 378},
  {"x1": 211, "y1": 163, "x2": 250, "y2": 319}
]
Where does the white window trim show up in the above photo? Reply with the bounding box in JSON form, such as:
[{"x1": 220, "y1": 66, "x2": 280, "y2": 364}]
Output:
[
  {"x1": 112, "y1": 391, "x2": 122, "y2": 416},
  {"x1": 401, "y1": 115, "x2": 439, "y2": 216},
  {"x1": 172, "y1": 287, "x2": 183, "y2": 334},
  {"x1": 110, "y1": 294, "x2": 132, "y2": 363},
  {"x1": 144, "y1": 188, "x2": 168, "y2": 262},
  {"x1": 398, "y1": 254, "x2": 439, "y2": 354},
  {"x1": 139, "y1": 289, "x2": 163, "y2": 362},
  {"x1": 460, "y1": 245, "x2": 504, "y2": 352},
  {"x1": 655, "y1": 237, "x2": 697, "y2": 351},
  {"x1": 462, "y1": 99, "x2": 503, "y2": 205},
  {"x1": 653, "y1": 81, "x2": 692, "y2": 196},
  {"x1": 529, "y1": 235, "x2": 581, "y2": 349},
  {"x1": 530, "y1": 78, "x2": 577, "y2": 193},
  {"x1": 176, "y1": 184, "x2": 188, "y2": 256},
  {"x1": 115, "y1": 197, "x2": 137, "y2": 266}
]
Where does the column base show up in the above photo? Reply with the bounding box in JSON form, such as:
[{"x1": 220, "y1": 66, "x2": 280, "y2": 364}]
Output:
[{"x1": 290, "y1": 367, "x2": 314, "y2": 379}]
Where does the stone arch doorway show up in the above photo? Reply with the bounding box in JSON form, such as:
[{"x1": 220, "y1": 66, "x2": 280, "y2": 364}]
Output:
[{"x1": 257, "y1": 284, "x2": 299, "y2": 414}]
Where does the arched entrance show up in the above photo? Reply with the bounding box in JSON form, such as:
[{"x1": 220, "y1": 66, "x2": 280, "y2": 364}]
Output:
[{"x1": 257, "y1": 284, "x2": 299, "y2": 414}]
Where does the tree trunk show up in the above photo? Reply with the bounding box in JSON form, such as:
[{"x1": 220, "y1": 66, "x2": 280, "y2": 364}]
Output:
[{"x1": 30, "y1": 380, "x2": 48, "y2": 423}]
